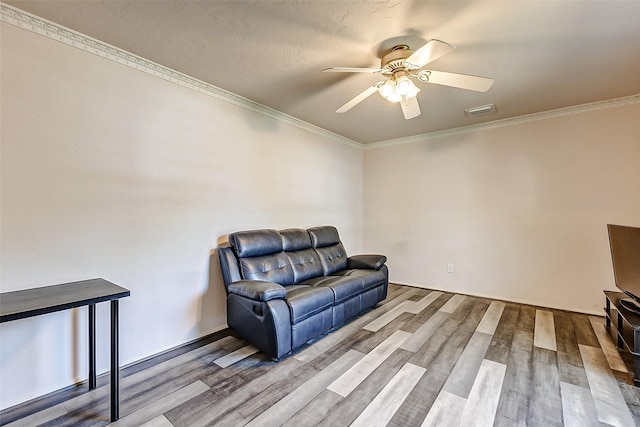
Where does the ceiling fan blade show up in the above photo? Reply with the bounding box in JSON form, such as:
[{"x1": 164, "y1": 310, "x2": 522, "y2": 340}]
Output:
[
  {"x1": 404, "y1": 39, "x2": 455, "y2": 68},
  {"x1": 323, "y1": 67, "x2": 384, "y2": 73},
  {"x1": 336, "y1": 83, "x2": 381, "y2": 113},
  {"x1": 400, "y1": 96, "x2": 421, "y2": 120},
  {"x1": 422, "y1": 70, "x2": 494, "y2": 92}
]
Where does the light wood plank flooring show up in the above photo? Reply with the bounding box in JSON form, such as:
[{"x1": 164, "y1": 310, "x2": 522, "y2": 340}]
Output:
[{"x1": 1, "y1": 284, "x2": 639, "y2": 426}]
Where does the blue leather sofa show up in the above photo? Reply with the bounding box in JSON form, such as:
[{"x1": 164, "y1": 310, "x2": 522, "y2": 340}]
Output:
[{"x1": 218, "y1": 226, "x2": 388, "y2": 360}]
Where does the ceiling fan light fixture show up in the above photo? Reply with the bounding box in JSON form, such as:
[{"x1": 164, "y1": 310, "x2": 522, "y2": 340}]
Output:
[
  {"x1": 379, "y1": 80, "x2": 395, "y2": 99},
  {"x1": 398, "y1": 77, "x2": 420, "y2": 98},
  {"x1": 378, "y1": 76, "x2": 420, "y2": 103},
  {"x1": 378, "y1": 80, "x2": 399, "y2": 102},
  {"x1": 395, "y1": 76, "x2": 412, "y2": 96}
]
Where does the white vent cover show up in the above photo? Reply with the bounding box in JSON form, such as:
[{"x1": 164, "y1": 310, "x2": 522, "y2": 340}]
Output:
[{"x1": 465, "y1": 104, "x2": 497, "y2": 117}]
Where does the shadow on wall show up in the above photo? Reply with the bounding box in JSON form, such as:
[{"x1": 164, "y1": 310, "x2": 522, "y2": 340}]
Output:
[{"x1": 198, "y1": 236, "x2": 231, "y2": 336}]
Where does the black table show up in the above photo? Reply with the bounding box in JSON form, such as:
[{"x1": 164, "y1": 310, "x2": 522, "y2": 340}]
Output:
[{"x1": 0, "y1": 278, "x2": 130, "y2": 421}]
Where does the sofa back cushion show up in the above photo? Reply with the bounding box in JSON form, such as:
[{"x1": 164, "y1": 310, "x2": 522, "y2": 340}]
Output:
[
  {"x1": 239, "y1": 253, "x2": 294, "y2": 284},
  {"x1": 308, "y1": 226, "x2": 348, "y2": 275},
  {"x1": 230, "y1": 229, "x2": 282, "y2": 258},
  {"x1": 281, "y1": 228, "x2": 324, "y2": 283},
  {"x1": 229, "y1": 229, "x2": 294, "y2": 285},
  {"x1": 280, "y1": 228, "x2": 311, "y2": 251},
  {"x1": 308, "y1": 226, "x2": 340, "y2": 248}
]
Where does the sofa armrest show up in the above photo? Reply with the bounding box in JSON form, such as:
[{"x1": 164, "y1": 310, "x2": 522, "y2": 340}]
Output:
[
  {"x1": 227, "y1": 280, "x2": 287, "y2": 302},
  {"x1": 347, "y1": 254, "x2": 387, "y2": 270}
]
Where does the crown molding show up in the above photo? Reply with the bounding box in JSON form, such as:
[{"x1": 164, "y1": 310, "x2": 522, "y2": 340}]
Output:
[
  {"x1": 365, "y1": 93, "x2": 640, "y2": 150},
  {"x1": 0, "y1": 3, "x2": 363, "y2": 150}
]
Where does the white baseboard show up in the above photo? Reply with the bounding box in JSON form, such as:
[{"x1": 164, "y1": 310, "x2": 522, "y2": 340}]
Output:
[{"x1": 389, "y1": 281, "x2": 604, "y2": 317}]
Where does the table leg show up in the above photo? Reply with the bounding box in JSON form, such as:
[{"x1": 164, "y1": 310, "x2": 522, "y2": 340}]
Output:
[
  {"x1": 605, "y1": 298, "x2": 611, "y2": 328},
  {"x1": 110, "y1": 300, "x2": 119, "y2": 422},
  {"x1": 88, "y1": 304, "x2": 96, "y2": 390}
]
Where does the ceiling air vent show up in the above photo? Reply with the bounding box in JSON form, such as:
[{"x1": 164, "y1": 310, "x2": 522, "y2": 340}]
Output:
[{"x1": 464, "y1": 104, "x2": 497, "y2": 117}]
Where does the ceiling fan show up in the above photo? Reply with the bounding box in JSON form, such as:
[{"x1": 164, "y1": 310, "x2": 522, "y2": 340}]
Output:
[{"x1": 323, "y1": 39, "x2": 494, "y2": 120}]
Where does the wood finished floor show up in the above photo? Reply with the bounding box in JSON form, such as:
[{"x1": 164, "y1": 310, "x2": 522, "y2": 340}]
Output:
[{"x1": 2, "y1": 284, "x2": 639, "y2": 427}]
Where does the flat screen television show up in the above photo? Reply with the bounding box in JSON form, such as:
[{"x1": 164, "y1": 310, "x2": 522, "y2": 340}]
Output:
[{"x1": 607, "y1": 224, "x2": 640, "y2": 313}]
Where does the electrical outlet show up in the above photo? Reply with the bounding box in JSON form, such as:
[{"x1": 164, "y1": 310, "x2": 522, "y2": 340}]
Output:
[{"x1": 447, "y1": 264, "x2": 454, "y2": 273}]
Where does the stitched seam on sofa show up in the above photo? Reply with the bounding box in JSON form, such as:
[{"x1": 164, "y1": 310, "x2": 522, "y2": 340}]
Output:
[
  {"x1": 261, "y1": 258, "x2": 289, "y2": 270},
  {"x1": 260, "y1": 265, "x2": 288, "y2": 273},
  {"x1": 290, "y1": 304, "x2": 332, "y2": 324},
  {"x1": 292, "y1": 259, "x2": 319, "y2": 266},
  {"x1": 242, "y1": 264, "x2": 290, "y2": 274}
]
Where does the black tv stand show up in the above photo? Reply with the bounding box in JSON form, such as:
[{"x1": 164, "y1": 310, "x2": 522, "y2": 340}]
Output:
[
  {"x1": 620, "y1": 298, "x2": 640, "y2": 315},
  {"x1": 604, "y1": 291, "x2": 640, "y2": 386}
]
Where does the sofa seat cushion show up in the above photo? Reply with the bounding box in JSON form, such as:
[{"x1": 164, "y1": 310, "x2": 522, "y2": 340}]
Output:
[
  {"x1": 301, "y1": 275, "x2": 363, "y2": 305},
  {"x1": 329, "y1": 269, "x2": 386, "y2": 292},
  {"x1": 285, "y1": 286, "x2": 334, "y2": 324}
]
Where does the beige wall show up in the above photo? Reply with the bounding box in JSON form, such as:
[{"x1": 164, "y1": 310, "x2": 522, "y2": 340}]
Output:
[
  {"x1": 364, "y1": 103, "x2": 640, "y2": 314},
  {"x1": 0, "y1": 23, "x2": 364, "y2": 409}
]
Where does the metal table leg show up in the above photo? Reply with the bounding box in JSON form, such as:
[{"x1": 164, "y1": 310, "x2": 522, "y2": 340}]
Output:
[
  {"x1": 110, "y1": 300, "x2": 119, "y2": 422},
  {"x1": 88, "y1": 304, "x2": 96, "y2": 390}
]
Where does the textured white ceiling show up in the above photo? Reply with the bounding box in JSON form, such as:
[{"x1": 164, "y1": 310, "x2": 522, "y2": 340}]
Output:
[{"x1": 6, "y1": 0, "x2": 640, "y2": 144}]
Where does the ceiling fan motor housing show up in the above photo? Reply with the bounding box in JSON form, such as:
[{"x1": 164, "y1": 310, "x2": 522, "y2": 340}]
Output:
[{"x1": 381, "y1": 45, "x2": 415, "y2": 70}]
